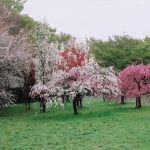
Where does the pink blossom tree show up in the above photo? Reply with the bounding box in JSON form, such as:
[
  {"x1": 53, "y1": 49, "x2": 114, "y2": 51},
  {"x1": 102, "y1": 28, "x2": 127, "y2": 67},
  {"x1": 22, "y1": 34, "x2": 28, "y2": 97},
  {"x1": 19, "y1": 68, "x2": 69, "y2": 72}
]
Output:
[
  {"x1": 118, "y1": 64, "x2": 150, "y2": 108},
  {"x1": 49, "y1": 67, "x2": 93, "y2": 114},
  {"x1": 85, "y1": 55, "x2": 120, "y2": 101},
  {"x1": 49, "y1": 55, "x2": 120, "y2": 114}
]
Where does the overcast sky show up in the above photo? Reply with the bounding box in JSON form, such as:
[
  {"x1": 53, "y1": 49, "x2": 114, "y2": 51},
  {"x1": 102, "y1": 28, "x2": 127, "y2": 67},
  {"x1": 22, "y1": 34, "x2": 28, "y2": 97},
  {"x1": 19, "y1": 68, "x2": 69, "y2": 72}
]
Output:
[{"x1": 22, "y1": 0, "x2": 150, "y2": 41}]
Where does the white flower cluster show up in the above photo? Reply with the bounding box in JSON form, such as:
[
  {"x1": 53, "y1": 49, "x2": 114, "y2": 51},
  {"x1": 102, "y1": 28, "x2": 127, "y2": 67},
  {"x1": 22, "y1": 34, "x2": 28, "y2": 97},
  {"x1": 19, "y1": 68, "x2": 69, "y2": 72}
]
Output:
[{"x1": 34, "y1": 21, "x2": 59, "y2": 84}]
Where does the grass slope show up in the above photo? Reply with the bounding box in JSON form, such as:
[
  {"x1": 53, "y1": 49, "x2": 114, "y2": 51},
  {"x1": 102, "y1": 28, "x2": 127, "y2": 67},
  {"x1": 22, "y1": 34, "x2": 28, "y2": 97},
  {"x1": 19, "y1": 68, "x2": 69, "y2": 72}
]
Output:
[{"x1": 0, "y1": 97, "x2": 150, "y2": 150}]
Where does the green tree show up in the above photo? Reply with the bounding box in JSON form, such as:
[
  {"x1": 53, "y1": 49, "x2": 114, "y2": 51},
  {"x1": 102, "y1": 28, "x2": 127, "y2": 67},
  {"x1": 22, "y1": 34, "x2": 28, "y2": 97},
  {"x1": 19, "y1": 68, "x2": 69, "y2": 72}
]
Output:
[
  {"x1": 0, "y1": 0, "x2": 26, "y2": 13},
  {"x1": 133, "y1": 41, "x2": 150, "y2": 65},
  {"x1": 49, "y1": 27, "x2": 57, "y2": 43},
  {"x1": 55, "y1": 32, "x2": 75, "y2": 49},
  {"x1": 19, "y1": 15, "x2": 35, "y2": 30},
  {"x1": 0, "y1": 1, "x2": 35, "y2": 34},
  {"x1": 56, "y1": 32, "x2": 74, "y2": 44},
  {"x1": 88, "y1": 35, "x2": 150, "y2": 70}
]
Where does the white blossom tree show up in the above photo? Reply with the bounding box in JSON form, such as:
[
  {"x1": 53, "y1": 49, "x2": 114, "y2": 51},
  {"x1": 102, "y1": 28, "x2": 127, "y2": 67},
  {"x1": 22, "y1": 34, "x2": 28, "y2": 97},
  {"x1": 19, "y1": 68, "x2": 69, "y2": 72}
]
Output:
[
  {"x1": 0, "y1": 5, "x2": 33, "y2": 108},
  {"x1": 32, "y1": 20, "x2": 63, "y2": 112},
  {"x1": 34, "y1": 20, "x2": 59, "y2": 84}
]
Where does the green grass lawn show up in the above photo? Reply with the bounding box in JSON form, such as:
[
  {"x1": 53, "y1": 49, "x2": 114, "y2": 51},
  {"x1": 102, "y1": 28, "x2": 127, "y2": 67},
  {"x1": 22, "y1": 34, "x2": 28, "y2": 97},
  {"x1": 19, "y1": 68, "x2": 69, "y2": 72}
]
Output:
[{"x1": 0, "y1": 96, "x2": 150, "y2": 150}]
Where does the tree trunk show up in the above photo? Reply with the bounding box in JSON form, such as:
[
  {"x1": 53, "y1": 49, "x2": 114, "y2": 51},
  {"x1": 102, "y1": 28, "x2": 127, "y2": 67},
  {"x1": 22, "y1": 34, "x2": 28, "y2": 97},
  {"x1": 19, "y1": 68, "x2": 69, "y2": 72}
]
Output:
[
  {"x1": 121, "y1": 95, "x2": 125, "y2": 104},
  {"x1": 40, "y1": 97, "x2": 46, "y2": 112},
  {"x1": 24, "y1": 88, "x2": 30, "y2": 111},
  {"x1": 76, "y1": 93, "x2": 82, "y2": 108},
  {"x1": 136, "y1": 96, "x2": 142, "y2": 108},
  {"x1": 42, "y1": 101, "x2": 46, "y2": 112},
  {"x1": 25, "y1": 98, "x2": 30, "y2": 111},
  {"x1": 73, "y1": 96, "x2": 78, "y2": 114},
  {"x1": 134, "y1": 80, "x2": 142, "y2": 108},
  {"x1": 61, "y1": 95, "x2": 65, "y2": 103},
  {"x1": 103, "y1": 94, "x2": 106, "y2": 102}
]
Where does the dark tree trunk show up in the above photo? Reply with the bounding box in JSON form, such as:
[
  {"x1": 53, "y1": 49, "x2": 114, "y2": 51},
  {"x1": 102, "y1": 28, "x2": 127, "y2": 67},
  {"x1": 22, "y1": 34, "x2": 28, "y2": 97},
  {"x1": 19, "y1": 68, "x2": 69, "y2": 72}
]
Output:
[
  {"x1": 66, "y1": 95, "x2": 69, "y2": 102},
  {"x1": 40, "y1": 97, "x2": 46, "y2": 112},
  {"x1": 73, "y1": 96, "x2": 78, "y2": 114},
  {"x1": 103, "y1": 93, "x2": 108, "y2": 102},
  {"x1": 61, "y1": 95, "x2": 65, "y2": 103},
  {"x1": 134, "y1": 79, "x2": 142, "y2": 108},
  {"x1": 24, "y1": 88, "x2": 30, "y2": 111},
  {"x1": 103, "y1": 94, "x2": 106, "y2": 102},
  {"x1": 121, "y1": 95, "x2": 125, "y2": 104},
  {"x1": 25, "y1": 98, "x2": 30, "y2": 111},
  {"x1": 42, "y1": 101, "x2": 46, "y2": 112},
  {"x1": 136, "y1": 96, "x2": 142, "y2": 108},
  {"x1": 76, "y1": 93, "x2": 82, "y2": 108}
]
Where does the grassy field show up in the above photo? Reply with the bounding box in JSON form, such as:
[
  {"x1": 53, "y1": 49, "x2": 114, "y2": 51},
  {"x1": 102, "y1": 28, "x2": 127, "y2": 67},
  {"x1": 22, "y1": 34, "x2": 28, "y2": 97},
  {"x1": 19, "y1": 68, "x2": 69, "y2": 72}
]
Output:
[{"x1": 0, "y1": 96, "x2": 150, "y2": 150}]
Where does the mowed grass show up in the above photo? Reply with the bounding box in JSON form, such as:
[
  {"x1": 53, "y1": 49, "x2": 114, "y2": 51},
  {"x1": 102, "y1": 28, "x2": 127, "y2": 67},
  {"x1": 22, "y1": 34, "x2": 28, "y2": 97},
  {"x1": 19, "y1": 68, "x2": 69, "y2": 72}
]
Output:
[{"x1": 0, "y1": 97, "x2": 150, "y2": 150}]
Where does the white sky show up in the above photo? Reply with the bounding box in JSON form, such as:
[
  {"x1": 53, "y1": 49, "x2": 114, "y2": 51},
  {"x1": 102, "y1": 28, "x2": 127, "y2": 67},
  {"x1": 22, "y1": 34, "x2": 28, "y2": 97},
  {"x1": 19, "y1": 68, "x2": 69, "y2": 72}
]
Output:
[{"x1": 22, "y1": 0, "x2": 150, "y2": 41}]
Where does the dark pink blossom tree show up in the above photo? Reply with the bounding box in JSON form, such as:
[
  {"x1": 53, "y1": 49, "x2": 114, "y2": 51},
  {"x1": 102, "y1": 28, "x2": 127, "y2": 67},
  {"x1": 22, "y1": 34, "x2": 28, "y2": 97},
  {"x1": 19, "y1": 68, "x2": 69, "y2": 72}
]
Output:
[
  {"x1": 57, "y1": 47, "x2": 85, "y2": 72},
  {"x1": 118, "y1": 64, "x2": 150, "y2": 108}
]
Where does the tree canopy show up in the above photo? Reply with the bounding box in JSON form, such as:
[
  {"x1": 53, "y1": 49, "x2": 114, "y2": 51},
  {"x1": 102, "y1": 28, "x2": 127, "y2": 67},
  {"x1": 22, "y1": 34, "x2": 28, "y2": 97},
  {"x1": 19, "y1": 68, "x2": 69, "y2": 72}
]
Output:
[
  {"x1": 88, "y1": 35, "x2": 150, "y2": 70},
  {"x1": 0, "y1": 0, "x2": 26, "y2": 13}
]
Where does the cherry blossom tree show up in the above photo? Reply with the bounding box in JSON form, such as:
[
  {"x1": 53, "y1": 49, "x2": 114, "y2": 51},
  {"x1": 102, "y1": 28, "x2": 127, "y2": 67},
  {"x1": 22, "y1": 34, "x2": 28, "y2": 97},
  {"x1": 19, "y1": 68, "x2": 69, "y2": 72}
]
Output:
[
  {"x1": 56, "y1": 42, "x2": 90, "y2": 103},
  {"x1": 47, "y1": 67, "x2": 93, "y2": 114},
  {"x1": 34, "y1": 20, "x2": 58, "y2": 84},
  {"x1": 0, "y1": 5, "x2": 33, "y2": 108},
  {"x1": 56, "y1": 55, "x2": 120, "y2": 114},
  {"x1": 85, "y1": 55, "x2": 121, "y2": 101},
  {"x1": 30, "y1": 72, "x2": 65, "y2": 112},
  {"x1": 118, "y1": 64, "x2": 150, "y2": 108},
  {"x1": 32, "y1": 20, "x2": 63, "y2": 112},
  {"x1": 52, "y1": 55, "x2": 120, "y2": 114}
]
